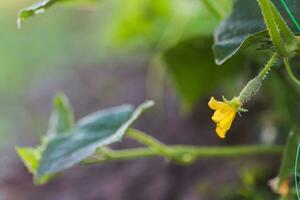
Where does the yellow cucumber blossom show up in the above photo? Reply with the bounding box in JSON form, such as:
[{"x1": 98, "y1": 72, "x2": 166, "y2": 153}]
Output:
[
  {"x1": 207, "y1": 53, "x2": 278, "y2": 139},
  {"x1": 208, "y1": 97, "x2": 243, "y2": 139}
]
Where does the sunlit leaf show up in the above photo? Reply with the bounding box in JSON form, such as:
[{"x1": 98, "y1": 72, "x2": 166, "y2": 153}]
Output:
[
  {"x1": 16, "y1": 146, "x2": 52, "y2": 184},
  {"x1": 16, "y1": 147, "x2": 41, "y2": 175}
]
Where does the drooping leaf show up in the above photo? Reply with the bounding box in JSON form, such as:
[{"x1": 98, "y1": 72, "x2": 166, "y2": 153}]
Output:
[
  {"x1": 18, "y1": 0, "x2": 59, "y2": 28},
  {"x1": 36, "y1": 100, "x2": 154, "y2": 180},
  {"x1": 47, "y1": 92, "x2": 74, "y2": 136},
  {"x1": 278, "y1": 128, "x2": 300, "y2": 185},
  {"x1": 17, "y1": 0, "x2": 98, "y2": 27},
  {"x1": 213, "y1": 0, "x2": 300, "y2": 65},
  {"x1": 164, "y1": 36, "x2": 243, "y2": 110}
]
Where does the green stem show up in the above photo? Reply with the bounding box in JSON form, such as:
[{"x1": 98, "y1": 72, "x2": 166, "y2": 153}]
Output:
[
  {"x1": 238, "y1": 52, "x2": 278, "y2": 104},
  {"x1": 271, "y1": 2, "x2": 298, "y2": 53},
  {"x1": 257, "y1": 0, "x2": 287, "y2": 56},
  {"x1": 284, "y1": 57, "x2": 300, "y2": 85},
  {"x1": 258, "y1": 52, "x2": 279, "y2": 79},
  {"x1": 295, "y1": 143, "x2": 300, "y2": 200},
  {"x1": 82, "y1": 145, "x2": 283, "y2": 165},
  {"x1": 126, "y1": 129, "x2": 173, "y2": 160}
]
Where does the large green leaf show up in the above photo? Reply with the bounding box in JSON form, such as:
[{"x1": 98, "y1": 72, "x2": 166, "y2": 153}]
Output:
[
  {"x1": 214, "y1": 0, "x2": 300, "y2": 65},
  {"x1": 164, "y1": 36, "x2": 242, "y2": 110},
  {"x1": 278, "y1": 128, "x2": 300, "y2": 185},
  {"x1": 36, "y1": 100, "x2": 153, "y2": 180},
  {"x1": 17, "y1": 92, "x2": 154, "y2": 183}
]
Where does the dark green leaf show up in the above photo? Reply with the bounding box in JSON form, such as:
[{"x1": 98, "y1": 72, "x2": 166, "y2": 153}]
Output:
[
  {"x1": 164, "y1": 36, "x2": 242, "y2": 110},
  {"x1": 214, "y1": 0, "x2": 300, "y2": 65},
  {"x1": 36, "y1": 101, "x2": 153, "y2": 180},
  {"x1": 278, "y1": 128, "x2": 300, "y2": 185}
]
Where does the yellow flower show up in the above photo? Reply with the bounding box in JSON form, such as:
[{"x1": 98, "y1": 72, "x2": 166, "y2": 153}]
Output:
[{"x1": 208, "y1": 97, "x2": 241, "y2": 139}]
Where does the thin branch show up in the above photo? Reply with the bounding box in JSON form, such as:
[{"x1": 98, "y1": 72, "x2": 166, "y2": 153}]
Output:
[
  {"x1": 284, "y1": 58, "x2": 300, "y2": 85},
  {"x1": 82, "y1": 145, "x2": 284, "y2": 165},
  {"x1": 126, "y1": 129, "x2": 173, "y2": 159},
  {"x1": 258, "y1": 52, "x2": 279, "y2": 79}
]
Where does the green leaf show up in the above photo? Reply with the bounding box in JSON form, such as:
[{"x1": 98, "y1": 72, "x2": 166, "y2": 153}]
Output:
[
  {"x1": 213, "y1": 0, "x2": 300, "y2": 65},
  {"x1": 18, "y1": 0, "x2": 97, "y2": 27},
  {"x1": 16, "y1": 147, "x2": 41, "y2": 175},
  {"x1": 36, "y1": 100, "x2": 154, "y2": 180},
  {"x1": 278, "y1": 128, "x2": 300, "y2": 185},
  {"x1": 47, "y1": 92, "x2": 74, "y2": 136},
  {"x1": 18, "y1": 0, "x2": 59, "y2": 28},
  {"x1": 164, "y1": 36, "x2": 242, "y2": 110},
  {"x1": 16, "y1": 92, "x2": 73, "y2": 184},
  {"x1": 16, "y1": 146, "x2": 52, "y2": 184},
  {"x1": 17, "y1": 92, "x2": 153, "y2": 184}
]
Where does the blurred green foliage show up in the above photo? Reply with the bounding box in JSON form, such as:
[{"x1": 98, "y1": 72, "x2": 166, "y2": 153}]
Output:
[
  {"x1": 4, "y1": 0, "x2": 300, "y2": 198},
  {"x1": 164, "y1": 36, "x2": 243, "y2": 110},
  {"x1": 0, "y1": 0, "x2": 219, "y2": 146}
]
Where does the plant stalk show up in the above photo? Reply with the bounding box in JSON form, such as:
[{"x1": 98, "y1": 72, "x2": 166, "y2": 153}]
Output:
[
  {"x1": 257, "y1": 0, "x2": 287, "y2": 56},
  {"x1": 83, "y1": 145, "x2": 283, "y2": 165},
  {"x1": 258, "y1": 52, "x2": 279, "y2": 79},
  {"x1": 284, "y1": 57, "x2": 300, "y2": 85},
  {"x1": 238, "y1": 52, "x2": 278, "y2": 104},
  {"x1": 126, "y1": 129, "x2": 172, "y2": 159}
]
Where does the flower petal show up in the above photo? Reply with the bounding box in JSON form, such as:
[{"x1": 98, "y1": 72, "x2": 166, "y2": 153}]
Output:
[
  {"x1": 208, "y1": 97, "x2": 226, "y2": 110},
  {"x1": 216, "y1": 127, "x2": 226, "y2": 138},
  {"x1": 208, "y1": 96, "x2": 239, "y2": 139},
  {"x1": 218, "y1": 110, "x2": 236, "y2": 131},
  {"x1": 211, "y1": 105, "x2": 232, "y2": 123}
]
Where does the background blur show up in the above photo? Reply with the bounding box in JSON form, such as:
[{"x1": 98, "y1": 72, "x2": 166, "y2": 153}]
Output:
[{"x1": 0, "y1": 0, "x2": 281, "y2": 199}]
